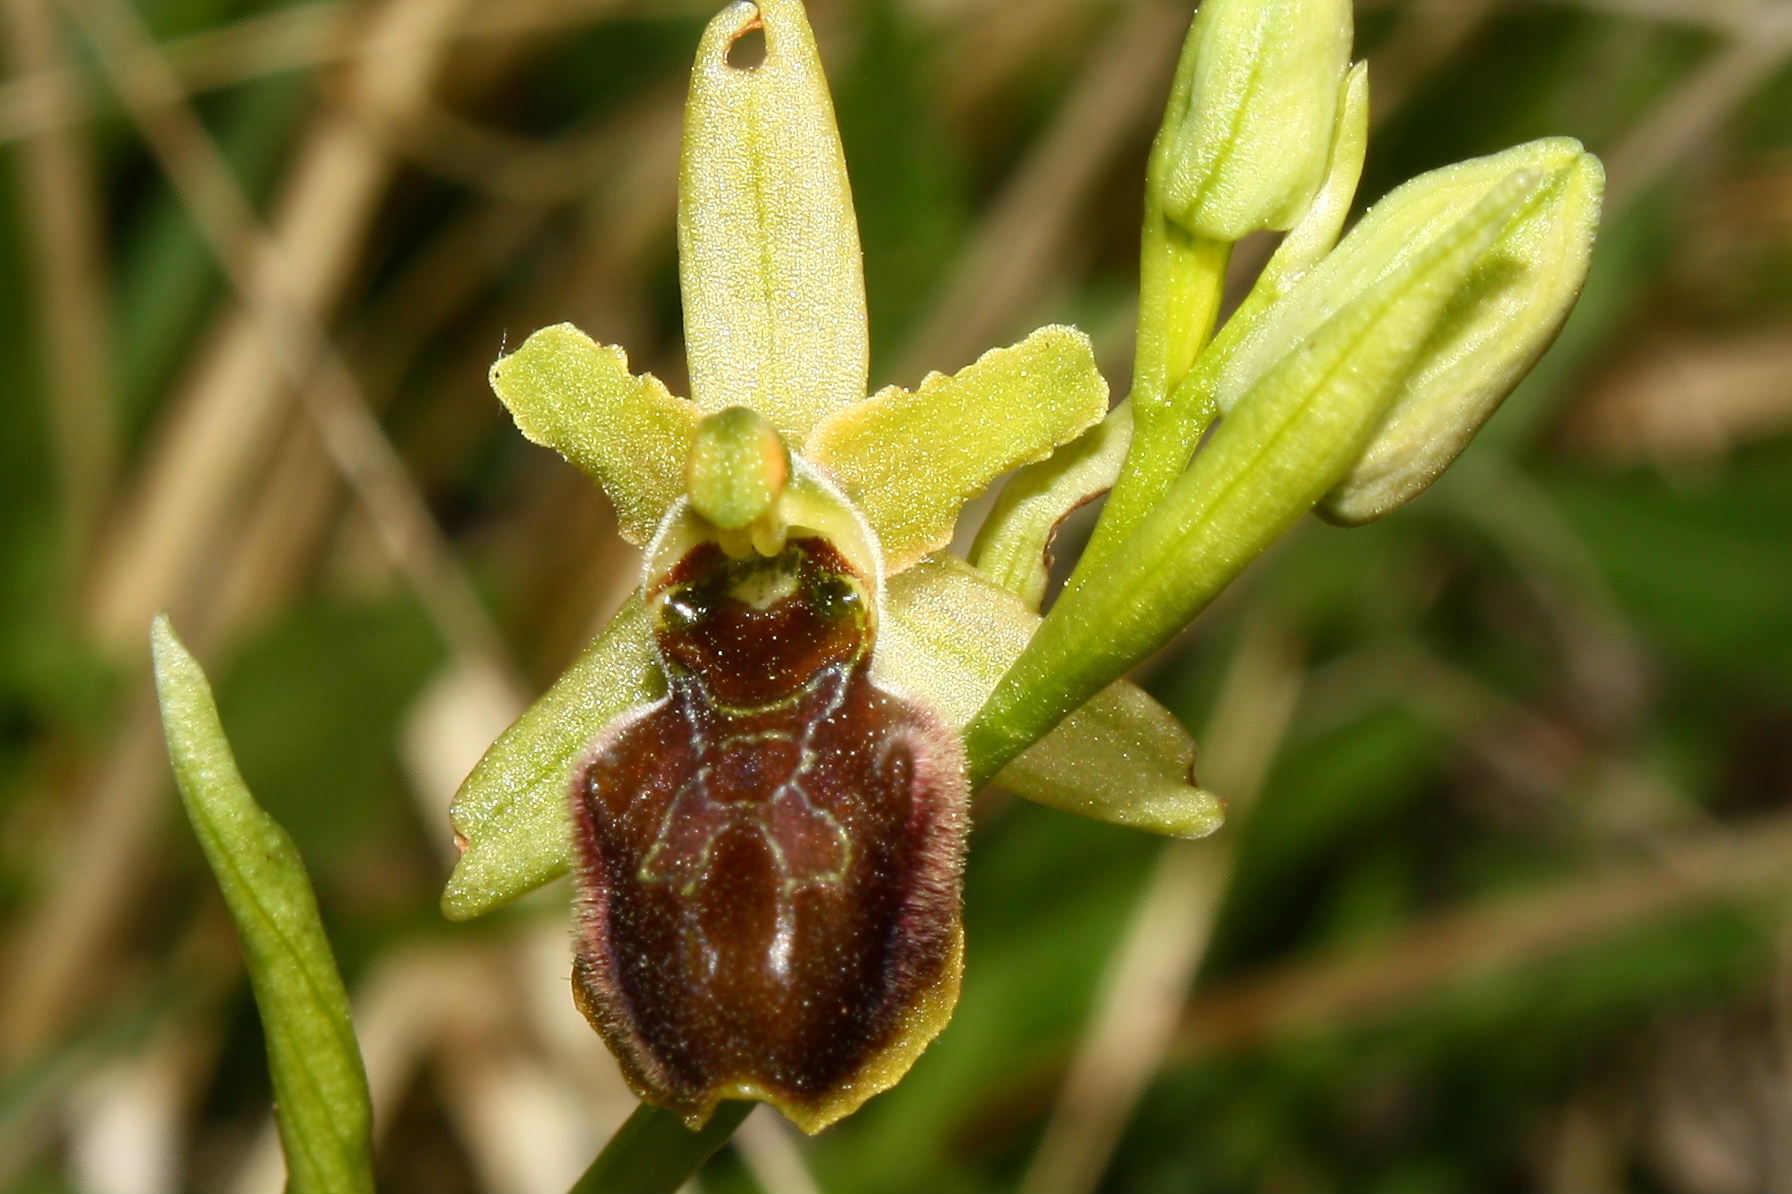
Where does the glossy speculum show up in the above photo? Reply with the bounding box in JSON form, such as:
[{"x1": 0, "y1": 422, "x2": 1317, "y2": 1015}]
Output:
[{"x1": 571, "y1": 535, "x2": 966, "y2": 1132}]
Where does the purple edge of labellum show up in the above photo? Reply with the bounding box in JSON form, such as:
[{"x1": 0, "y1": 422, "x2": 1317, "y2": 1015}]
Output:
[{"x1": 568, "y1": 535, "x2": 969, "y2": 1133}]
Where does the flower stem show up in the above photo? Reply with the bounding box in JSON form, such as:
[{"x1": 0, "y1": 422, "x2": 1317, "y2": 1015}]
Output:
[
  {"x1": 569, "y1": 1100, "x2": 753, "y2": 1194},
  {"x1": 1079, "y1": 218, "x2": 1231, "y2": 578},
  {"x1": 1130, "y1": 220, "x2": 1230, "y2": 417}
]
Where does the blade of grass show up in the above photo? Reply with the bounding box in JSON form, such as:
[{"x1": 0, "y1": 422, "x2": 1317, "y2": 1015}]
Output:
[
  {"x1": 1, "y1": 0, "x2": 512, "y2": 1068},
  {"x1": 1020, "y1": 616, "x2": 1304, "y2": 1194},
  {"x1": 0, "y1": 0, "x2": 634, "y2": 144},
  {"x1": 71, "y1": 0, "x2": 512, "y2": 682},
  {"x1": 1602, "y1": 5, "x2": 1792, "y2": 205},
  {"x1": 150, "y1": 615, "x2": 373, "y2": 1194},
  {"x1": 894, "y1": 0, "x2": 1186, "y2": 383},
  {"x1": 1, "y1": 0, "x2": 114, "y2": 554}
]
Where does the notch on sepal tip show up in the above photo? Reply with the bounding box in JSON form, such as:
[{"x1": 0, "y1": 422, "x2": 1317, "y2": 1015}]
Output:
[{"x1": 681, "y1": 0, "x2": 868, "y2": 440}]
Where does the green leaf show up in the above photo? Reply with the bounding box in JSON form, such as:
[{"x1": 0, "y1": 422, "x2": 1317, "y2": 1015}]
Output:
[
  {"x1": 968, "y1": 169, "x2": 1553, "y2": 783},
  {"x1": 880, "y1": 555, "x2": 1222, "y2": 838},
  {"x1": 679, "y1": 0, "x2": 868, "y2": 441},
  {"x1": 491, "y1": 324, "x2": 700, "y2": 546},
  {"x1": 442, "y1": 598, "x2": 660, "y2": 920},
  {"x1": 149, "y1": 616, "x2": 373, "y2": 1194},
  {"x1": 806, "y1": 325, "x2": 1108, "y2": 573},
  {"x1": 969, "y1": 404, "x2": 1132, "y2": 610}
]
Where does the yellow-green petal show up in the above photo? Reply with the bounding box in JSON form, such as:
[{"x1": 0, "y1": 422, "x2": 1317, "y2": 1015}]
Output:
[
  {"x1": 443, "y1": 598, "x2": 660, "y2": 920},
  {"x1": 679, "y1": 0, "x2": 867, "y2": 440},
  {"x1": 491, "y1": 324, "x2": 699, "y2": 546},
  {"x1": 969, "y1": 404, "x2": 1132, "y2": 610},
  {"x1": 879, "y1": 555, "x2": 1222, "y2": 839},
  {"x1": 806, "y1": 325, "x2": 1109, "y2": 574}
]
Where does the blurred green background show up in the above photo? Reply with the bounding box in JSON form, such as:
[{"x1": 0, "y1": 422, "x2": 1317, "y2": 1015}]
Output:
[{"x1": 4, "y1": 0, "x2": 1791, "y2": 1190}]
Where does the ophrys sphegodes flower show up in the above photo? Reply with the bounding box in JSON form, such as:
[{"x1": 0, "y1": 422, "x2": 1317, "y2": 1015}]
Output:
[
  {"x1": 444, "y1": 0, "x2": 1601, "y2": 1137},
  {"x1": 442, "y1": 0, "x2": 1221, "y2": 1134}
]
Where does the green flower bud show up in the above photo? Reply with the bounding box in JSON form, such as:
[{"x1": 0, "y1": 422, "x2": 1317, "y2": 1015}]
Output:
[
  {"x1": 1211, "y1": 138, "x2": 1603, "y2": 525},
  {"x1": 1156, "y1": 0, "x2": 1353, "y2": 241},
  {"x1": 1320, "y1": 146, "x2": 1603, "y2": 524}
]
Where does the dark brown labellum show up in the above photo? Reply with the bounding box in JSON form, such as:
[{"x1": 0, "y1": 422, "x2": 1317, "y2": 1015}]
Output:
[{"x1": 570, "y1": 536, "x2": 967, "y2": 1132}]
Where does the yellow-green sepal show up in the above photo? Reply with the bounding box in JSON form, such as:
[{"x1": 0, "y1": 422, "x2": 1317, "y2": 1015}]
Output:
[
  {"x1": 490, "y1": 324, "x2": 699, "y2": 546},
  {"x1": 442, "y1": 598, "x2": 660, "y2": 920},
  {"x1": 879, "y1": 554, "x2": 1222, "y2": 839},
  {"x1": 679, "y1": 0, "x2": 868, "y2": 441},
  {"x1": 806, "y1": 325, "x2": 1108, "y2": 574}
]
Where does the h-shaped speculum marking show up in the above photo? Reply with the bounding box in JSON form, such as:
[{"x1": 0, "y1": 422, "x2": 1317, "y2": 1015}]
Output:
[{"x1": 639, "y1": 745, "x2": 854, "y2": 896}]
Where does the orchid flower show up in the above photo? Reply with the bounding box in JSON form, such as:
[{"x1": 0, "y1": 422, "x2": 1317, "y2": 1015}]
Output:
[
  {"x1": 442, "y1": 0, "x2": 1219, "y2": 1134},
  {"x1": 442, "y1": 0, "x2": 1604, "y2": 1140}
]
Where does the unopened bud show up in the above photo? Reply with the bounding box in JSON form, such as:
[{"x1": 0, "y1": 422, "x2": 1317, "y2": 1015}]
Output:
[
  {"x1": 1320, "y1": 144, "x2": 1602, "y2": 523},
  {"x1": 1213, "y1": 138, "x2": 1603, "y2": 524},
  {"x1": 1155, "y1": 0, "x2": 1353, "y2": 242}
]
